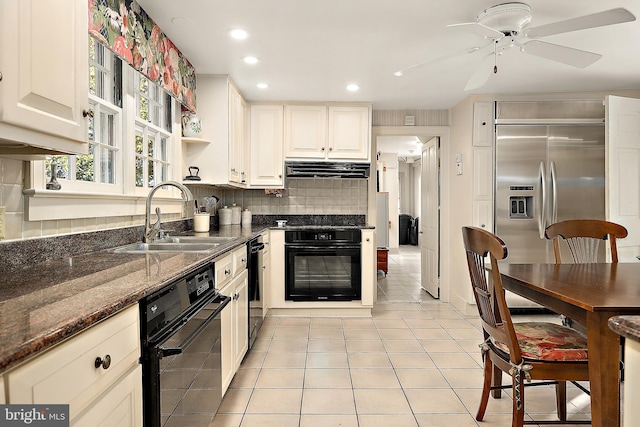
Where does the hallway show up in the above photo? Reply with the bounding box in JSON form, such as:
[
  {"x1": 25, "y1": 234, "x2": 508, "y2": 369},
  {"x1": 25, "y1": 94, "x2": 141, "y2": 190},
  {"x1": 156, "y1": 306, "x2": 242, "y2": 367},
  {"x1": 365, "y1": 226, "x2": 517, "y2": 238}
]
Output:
[{"x1": 211, "y1": 246, "x2": 595, "y2": 427}]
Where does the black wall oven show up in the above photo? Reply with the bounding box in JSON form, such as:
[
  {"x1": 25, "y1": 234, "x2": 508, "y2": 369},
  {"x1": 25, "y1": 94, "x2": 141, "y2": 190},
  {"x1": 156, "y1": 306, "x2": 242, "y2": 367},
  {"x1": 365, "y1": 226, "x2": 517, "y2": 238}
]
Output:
[
  {"x1": 285, "y1": 229, "x2": 361, "y2": 301},
  {"x1": 140, "y1": 264, "x2": 231, "y2": 427}
]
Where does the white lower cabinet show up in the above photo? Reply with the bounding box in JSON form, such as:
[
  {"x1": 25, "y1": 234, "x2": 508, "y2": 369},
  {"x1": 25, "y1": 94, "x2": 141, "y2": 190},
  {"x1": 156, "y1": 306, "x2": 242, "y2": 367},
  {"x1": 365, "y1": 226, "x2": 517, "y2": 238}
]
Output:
[
  {"x1": 220, "y1": 269, "x2": 249, "y2": 395},
  {"x1": 219, "y1": 246, "x2": 249, "y2": 396},
  {"x1": 361, "y1": 229, "x2": 375, "y2": 306},
  {"x1": 6, "y1": 305, "x2": 142, "y2": 426}
]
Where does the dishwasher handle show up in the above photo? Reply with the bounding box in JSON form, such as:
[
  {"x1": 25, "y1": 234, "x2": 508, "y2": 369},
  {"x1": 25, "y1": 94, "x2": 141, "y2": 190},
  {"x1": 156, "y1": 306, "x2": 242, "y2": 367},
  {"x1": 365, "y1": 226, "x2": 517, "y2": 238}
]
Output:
[{"x1": 158, "y1": 294, "x2": 231, "y2": 358}]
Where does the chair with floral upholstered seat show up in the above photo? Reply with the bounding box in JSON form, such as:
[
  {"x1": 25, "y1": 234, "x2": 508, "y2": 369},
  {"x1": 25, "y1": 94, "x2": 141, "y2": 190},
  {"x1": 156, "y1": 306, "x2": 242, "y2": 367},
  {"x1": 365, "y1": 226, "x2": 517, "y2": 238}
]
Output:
[{"x1": 462, "y1": 226, "x2": 590, "y2": 427}]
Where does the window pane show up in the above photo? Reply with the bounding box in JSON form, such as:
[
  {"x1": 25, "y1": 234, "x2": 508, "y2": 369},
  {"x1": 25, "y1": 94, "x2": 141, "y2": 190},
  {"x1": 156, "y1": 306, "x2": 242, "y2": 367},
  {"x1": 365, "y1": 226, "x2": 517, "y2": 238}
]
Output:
[
  {"x1": 148, "y1": 160, "x2": 155, "y2": 187},
  {"x1": 135, "y1": 133, "x2": 143, "y2": 154},
  {"x1": 160, "y1": 163, "x2": 168, "y2": 183},
  {"x1": 88, "y1": 111, "x2": 95, "y2": 141},
  {"x1": 147, "y1": 136, "x2": 154, "y2": 158},
  {"x1": 76, "y1": 147, "x2": 94, "y2": 182},
  {"x1": 135, "y1": 157, "x2": 144, "y2": 187},
  {"x1": 106, "y1": 114, "x2": 115, "y2": 146},
  {"x1": 138, "y1": 95, "x2": 149, "y2": 121},
  {"x1": 46, "y1": 156, "x2": 69, "y2": 180},
  {"x1": 101, "y1": 147, "x2": 115, "y2": 184},
  {"x1": 89, "y1": 64, "x2": 96, "y2": 96},
  {"x1": 153, "y1": 104, "x2": 160, "y2": 126},
  {"x1": 160, "y1": 138, "x2": 167, "y2": 161},
  {"x1": 139, "y1": 75, "x2": 148, "y2": 95}
]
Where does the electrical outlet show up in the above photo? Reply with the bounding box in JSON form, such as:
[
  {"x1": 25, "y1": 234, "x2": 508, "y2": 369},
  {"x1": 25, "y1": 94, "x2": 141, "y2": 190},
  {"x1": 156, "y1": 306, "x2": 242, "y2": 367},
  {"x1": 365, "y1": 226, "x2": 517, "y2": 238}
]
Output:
[{"x1": 0, "y1": 206, "x2": 5, "y2": 239}]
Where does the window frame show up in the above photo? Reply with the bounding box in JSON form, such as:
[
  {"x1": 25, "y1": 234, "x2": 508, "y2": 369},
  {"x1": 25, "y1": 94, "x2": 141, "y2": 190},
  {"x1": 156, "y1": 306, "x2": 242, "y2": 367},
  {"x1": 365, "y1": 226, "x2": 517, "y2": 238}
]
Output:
[{"x1": 25, "y1": 38, "x2": 185, "y2": 221}]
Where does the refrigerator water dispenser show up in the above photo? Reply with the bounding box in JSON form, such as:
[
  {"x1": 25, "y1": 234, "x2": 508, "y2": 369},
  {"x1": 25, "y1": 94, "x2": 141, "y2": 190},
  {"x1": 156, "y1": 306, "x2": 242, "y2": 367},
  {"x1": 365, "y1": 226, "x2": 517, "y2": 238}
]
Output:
[{"x1": 509, "y1": 196, "x2": 533, "y2": 219}]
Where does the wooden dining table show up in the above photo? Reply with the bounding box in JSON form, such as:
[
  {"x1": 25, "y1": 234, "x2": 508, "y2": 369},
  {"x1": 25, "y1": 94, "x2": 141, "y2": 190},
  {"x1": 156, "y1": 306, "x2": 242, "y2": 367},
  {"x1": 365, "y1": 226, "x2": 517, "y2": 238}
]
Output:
[{"x1": 500, "y1": 262, "x2": 640, "y2": 427}]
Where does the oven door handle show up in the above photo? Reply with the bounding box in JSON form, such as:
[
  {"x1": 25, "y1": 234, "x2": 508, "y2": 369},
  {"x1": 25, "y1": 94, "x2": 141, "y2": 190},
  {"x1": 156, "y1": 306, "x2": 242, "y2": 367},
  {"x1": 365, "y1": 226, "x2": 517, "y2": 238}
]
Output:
[
  {"x1": 286, "y1": 244, "x2": 361, "y2": 250},
  {"x1": 158, "y1": 294, "x2": 231, "y2": 358}
]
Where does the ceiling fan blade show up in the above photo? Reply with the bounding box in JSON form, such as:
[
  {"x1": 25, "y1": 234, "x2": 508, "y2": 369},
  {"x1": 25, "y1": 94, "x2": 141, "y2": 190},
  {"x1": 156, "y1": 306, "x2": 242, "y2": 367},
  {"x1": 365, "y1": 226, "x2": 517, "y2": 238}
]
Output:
[
  {"x1": 394, "y1": 42, "x2": 492, "y2": 76},
  {"x1": 524, "y1": 8, "x2": 636, "y2": 38},
  {"x1": 522, "y1": 40, "x2": 602, "y2": 68},
  {"x1": 465, "y1": 53, "x2": 494, "y2": 91},
  {"x1": 447, "y1": 22, "x2": 505, "y2": 39}
]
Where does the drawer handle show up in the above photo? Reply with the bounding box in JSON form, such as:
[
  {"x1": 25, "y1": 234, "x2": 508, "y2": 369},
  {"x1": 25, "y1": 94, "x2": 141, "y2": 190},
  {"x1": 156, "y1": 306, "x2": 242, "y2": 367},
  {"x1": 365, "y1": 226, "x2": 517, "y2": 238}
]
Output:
[
  {"x1": 83, "y1": 109, "x2": 94, "y2": 118},
  {"x1": 95, "y1": 354, "x2": 111, "y2": 370}
]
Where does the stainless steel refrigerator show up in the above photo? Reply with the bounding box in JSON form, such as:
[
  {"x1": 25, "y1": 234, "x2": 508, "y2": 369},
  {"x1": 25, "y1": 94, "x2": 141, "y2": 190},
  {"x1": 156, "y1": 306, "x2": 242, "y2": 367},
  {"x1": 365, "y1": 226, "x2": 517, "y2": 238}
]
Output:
[{"x1": 495, "y1": 101, "x2": 606, "y2": 264}]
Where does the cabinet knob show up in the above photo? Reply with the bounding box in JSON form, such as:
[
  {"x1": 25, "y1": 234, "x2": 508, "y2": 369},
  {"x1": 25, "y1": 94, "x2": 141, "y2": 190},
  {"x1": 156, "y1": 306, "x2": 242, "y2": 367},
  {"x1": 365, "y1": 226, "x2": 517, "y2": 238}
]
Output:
[
  {"x1": 0, "y1": 71, "x2": 3, "y2": 82},
  {"x1": 481, "y1": 224, "x2": 486, "y2": 228},
  {"x1": 233, "y1": 292, "x2": 239, "y2": 300},
  {"x1": 241, "y1": 257, "x2": 247, "y2": 264},
  {"x1": 95, "y1": 354, "x2": 111, "y2": 370},
  {"x1": 231, "y1": 168, "x2": 237, "y2": 172},
  {"x1": 366, "y1": 238, "x2": 370, "y2": 242},
  {"x1": 321, "y1": 147, "x2": 325, "y2": 151},
  {"x1": 82, "y1": 109, "x2": 94, "y2": 118},
  {"x1": 262, "y1": 265, "x2": 266, "y2": 270},
  {"x1": 329, "y1": 147, "x2": 333, "y2": 151},
  {"x1": 225, "y1": 269, "x2": 231, "y2": 275},
  {"x1": 279, "y1": 174, "x2": 282, "y2": 178},
  {"x1": 481, "y1": 121, "x2": 487, "y2": 126}
]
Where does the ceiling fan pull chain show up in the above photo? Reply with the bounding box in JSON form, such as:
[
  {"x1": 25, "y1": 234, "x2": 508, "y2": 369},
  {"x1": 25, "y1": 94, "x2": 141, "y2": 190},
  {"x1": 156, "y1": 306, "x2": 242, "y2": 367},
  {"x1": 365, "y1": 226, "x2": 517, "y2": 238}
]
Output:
[{"x1": 493, "y1": 40, "x2": 498, "y2": 74}]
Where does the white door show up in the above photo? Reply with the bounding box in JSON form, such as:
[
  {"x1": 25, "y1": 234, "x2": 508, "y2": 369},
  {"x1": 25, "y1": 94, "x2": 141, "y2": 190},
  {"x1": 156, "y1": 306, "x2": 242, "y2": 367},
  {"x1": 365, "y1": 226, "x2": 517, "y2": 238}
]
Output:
[
  {"x1": 421, "y1": 137, "x2": 439, "y2": 298},
  {"x1": 605, "y1": 95, "x2": 640, "y2": 261}
]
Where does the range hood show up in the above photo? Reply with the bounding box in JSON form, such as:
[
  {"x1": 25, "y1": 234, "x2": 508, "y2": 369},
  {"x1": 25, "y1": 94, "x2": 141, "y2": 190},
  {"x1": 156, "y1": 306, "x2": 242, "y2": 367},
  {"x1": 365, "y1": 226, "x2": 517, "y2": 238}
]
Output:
[{"x1": 285, "y1": 162, "x2": 370, "y2": 179}]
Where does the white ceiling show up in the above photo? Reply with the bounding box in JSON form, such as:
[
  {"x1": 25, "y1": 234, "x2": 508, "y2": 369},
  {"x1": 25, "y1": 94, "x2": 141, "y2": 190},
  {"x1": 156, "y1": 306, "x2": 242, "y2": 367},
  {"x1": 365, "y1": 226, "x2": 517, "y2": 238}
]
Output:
[{"x1": 137, "y1": 0, "x2": 640, "y2": 155}]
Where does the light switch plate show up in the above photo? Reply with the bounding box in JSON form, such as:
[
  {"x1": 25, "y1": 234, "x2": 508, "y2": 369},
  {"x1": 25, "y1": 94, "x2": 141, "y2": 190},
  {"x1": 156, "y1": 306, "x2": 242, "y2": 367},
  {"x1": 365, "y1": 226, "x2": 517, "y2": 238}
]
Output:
[{"x1": 0, "y1": 206, "x2": 5, "y2": 239}]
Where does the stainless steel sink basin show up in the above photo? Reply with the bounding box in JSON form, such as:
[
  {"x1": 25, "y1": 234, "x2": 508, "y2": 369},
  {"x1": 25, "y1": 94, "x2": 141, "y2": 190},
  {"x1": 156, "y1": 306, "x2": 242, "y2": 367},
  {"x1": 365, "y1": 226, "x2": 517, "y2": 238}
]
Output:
[
  {"x1": 112, "y1": 242, "x2": 221, "y2": 254},
  {"x1": 161, "y1": 236, "x2": 237, "y2": 244}
]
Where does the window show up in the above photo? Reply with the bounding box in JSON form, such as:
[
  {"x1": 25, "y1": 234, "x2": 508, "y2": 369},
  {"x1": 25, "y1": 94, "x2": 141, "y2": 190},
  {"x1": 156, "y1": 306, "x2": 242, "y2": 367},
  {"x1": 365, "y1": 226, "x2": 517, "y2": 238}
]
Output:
[
  {"x1": 28, "y1": 38, "x2": 185, "y2": 223},
  {"x1": 46, "y1": 37, "x2": 122, "y2": 191},
  {"x1": 43, "y1": 36, "x2": 177, "y2": 196},
  {"x1": 134, "y1": 75, "x2": 172, "y2": 189}
]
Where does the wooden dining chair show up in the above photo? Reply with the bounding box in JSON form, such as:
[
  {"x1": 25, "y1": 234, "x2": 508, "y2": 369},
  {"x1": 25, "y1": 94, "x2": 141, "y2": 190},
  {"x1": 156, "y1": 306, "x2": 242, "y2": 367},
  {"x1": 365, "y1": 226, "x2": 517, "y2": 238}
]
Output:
[
  {"x1": 544, "y1": 219, "x2": 628, "y2": 264},
  {"x1": 462, "y1": 226, "x2": 590, "y2": 427}
]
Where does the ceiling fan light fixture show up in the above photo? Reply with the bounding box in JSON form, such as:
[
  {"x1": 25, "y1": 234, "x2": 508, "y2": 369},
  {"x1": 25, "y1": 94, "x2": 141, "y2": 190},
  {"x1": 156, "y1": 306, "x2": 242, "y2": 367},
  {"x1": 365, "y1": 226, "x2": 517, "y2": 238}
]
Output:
[{"x1": 477, "y1": 2, "x2": 532, "y2": 34}]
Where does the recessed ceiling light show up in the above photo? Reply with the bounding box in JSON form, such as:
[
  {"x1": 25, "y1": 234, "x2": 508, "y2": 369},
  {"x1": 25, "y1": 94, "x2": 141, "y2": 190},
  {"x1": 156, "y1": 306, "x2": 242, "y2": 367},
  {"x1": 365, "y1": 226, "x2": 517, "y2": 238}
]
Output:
[
  {"x1": 394, "y1": 71, "x2": 403, "y2": 77},
  {"x1": 229, "y1": 28, "x2": 248, "y2": 40},
  {"x1": 346, "y1": 84, "x2": 360, "y2": 92},
  {"x1": 243, "y1": 56, "x2": 259, "y2": 64},
  {"x1": 257, "y1": 83, "x2": 269, "y2": 89}
]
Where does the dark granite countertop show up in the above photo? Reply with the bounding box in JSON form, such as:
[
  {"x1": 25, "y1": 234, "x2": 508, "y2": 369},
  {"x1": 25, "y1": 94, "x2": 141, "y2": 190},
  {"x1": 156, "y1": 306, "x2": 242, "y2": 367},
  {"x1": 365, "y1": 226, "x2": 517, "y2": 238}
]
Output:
[
  {"x1": 609, "y1": 316, "x2": 640, "y2": 343},
  {"x1": 0, "y1": 225, "x2": 267, "y2": 374}
]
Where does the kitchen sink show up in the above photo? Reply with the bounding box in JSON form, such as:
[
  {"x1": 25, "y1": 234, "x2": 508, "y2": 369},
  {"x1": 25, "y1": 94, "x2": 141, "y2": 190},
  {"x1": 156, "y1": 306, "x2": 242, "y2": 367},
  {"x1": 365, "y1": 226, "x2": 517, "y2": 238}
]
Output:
[
  {"x1": 160, "y1": 236, "x2": 237, "y2": 244},
  {"x1": 111, "y1": 242, "x2": 221, "y2": 254}
]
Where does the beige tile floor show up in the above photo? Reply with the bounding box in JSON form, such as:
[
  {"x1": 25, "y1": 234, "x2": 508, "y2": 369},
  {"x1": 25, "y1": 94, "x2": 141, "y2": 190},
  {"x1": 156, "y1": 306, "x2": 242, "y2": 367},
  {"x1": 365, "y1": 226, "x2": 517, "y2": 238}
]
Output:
[{"x1": 211, "y1": 245, "x2": 598, "y2": 427}]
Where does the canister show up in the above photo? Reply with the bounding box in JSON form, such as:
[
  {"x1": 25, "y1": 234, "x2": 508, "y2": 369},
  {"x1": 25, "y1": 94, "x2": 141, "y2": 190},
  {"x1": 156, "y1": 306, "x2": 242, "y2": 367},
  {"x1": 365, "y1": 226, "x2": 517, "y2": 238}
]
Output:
[
  {"x1": 241, "y1": 209, "x2": 252, "y2": 227},
  {"x1": 193, "y1": 213, "x2": 210, "y2": 232},
  {"x1": 231, "y1": 204, "x2": 242, "y2": 225},
  {"x1": 219, "y1": 206, "x2": 232, "y2": 226}
]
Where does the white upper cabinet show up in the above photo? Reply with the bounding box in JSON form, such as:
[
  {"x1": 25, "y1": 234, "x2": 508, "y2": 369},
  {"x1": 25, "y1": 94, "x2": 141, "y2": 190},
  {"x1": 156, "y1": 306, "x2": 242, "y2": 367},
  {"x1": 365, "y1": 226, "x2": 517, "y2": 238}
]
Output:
[
  {"x1": 284, "y1": 105, "x2": 327, "y2": 159},
  {"x1": 284, "y1": 104, "x2": 371, "y2": 161},
  {"x1": 228, "y1": 83, "x2": 247, "y2": 185},
  {"x1": 327, "y1": 106, "x2": 371, "y2": 160},
  {"x1": 249, "y1": 104, "x2": 284, "y2": 187},
  {"x1": 0, "y1": 0, "x2": 89, "y2": 154}
]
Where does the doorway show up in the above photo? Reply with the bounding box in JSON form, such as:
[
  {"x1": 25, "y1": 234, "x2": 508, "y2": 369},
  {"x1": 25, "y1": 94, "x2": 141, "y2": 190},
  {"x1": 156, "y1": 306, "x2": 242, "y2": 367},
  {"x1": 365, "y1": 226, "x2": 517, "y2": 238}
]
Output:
[{"x1": 371, "y1": 126, "x2": 448, "y2": 301}]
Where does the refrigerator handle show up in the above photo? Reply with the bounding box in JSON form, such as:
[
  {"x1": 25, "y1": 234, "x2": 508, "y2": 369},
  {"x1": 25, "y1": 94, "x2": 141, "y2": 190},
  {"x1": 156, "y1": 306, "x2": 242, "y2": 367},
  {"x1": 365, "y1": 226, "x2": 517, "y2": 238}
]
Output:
[
  {"x1": 538, "y1": 161, "x2": 547, "y2": 239},
  {"x1": 550, "y1": 161, "x2": 558, "y2": 224}
]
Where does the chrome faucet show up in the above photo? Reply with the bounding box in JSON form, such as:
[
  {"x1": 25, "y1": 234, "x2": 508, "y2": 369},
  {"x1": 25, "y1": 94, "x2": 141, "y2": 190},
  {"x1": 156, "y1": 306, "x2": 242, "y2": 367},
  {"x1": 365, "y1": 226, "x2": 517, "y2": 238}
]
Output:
[{"x1": 144, "y1": 181, "x2": 194, "y2": 243}]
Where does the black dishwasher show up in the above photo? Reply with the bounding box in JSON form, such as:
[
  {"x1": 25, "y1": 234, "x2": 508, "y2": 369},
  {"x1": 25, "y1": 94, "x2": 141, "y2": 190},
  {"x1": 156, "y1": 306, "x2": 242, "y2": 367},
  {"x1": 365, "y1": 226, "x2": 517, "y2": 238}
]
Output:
[{"x1": 140, "y1": 264, "x2": 231, "y2": 427}]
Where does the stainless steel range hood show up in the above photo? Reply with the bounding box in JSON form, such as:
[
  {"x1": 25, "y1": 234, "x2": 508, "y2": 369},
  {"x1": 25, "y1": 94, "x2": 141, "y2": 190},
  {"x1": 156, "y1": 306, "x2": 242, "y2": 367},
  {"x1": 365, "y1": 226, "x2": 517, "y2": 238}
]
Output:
[{"x1": 285, "y1": 162, "x2": 370, "y2": 179}]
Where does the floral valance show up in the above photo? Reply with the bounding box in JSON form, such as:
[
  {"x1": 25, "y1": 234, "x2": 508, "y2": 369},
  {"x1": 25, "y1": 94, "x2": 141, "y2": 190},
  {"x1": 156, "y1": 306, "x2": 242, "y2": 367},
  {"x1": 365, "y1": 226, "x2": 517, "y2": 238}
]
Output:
[{"x1": 89, "y1": 0, "x2": 197, "y2": 112}]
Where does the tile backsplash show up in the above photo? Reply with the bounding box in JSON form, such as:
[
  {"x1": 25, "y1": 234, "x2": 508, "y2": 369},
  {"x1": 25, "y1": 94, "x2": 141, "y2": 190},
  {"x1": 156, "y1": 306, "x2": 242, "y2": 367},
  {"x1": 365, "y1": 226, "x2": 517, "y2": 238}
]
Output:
[
  {"x1": 0, "y1": 156, "x2": 368, "y2": 242},
  {"x1": 189, "y1": 178, "x2": 368, "y2": 216}
]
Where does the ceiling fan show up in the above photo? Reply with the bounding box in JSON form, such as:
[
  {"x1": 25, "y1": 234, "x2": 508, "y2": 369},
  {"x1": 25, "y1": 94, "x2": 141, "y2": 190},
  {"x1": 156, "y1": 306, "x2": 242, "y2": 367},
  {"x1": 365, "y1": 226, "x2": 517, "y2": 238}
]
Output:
[{"x1": 394, "y1": 3, "x2": 636, "y2": 90}]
